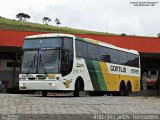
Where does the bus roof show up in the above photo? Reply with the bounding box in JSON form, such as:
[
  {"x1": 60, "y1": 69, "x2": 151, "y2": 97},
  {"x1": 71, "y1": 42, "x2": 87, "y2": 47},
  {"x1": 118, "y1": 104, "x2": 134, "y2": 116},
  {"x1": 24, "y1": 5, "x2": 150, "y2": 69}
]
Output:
[
  {"x1": 25, "y1": 33, "x2": 139, "y2": 55},
  {"x1": 76, "y1": 36, "x2": 139, "y2": 55},
  {"x1": 25, "y1": 33, "x2": 75, "y2": 39}
]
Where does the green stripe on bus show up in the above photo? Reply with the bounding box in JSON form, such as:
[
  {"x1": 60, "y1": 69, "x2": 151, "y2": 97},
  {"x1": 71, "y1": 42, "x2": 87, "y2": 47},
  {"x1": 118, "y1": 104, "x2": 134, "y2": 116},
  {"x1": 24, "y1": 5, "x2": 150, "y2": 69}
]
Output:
[
  {"x1": 92, "y1": 61, "x2": 107, "y2": 91},
  {"x1": 85, "y1": 60, "x2": 101, "y2": 91}
]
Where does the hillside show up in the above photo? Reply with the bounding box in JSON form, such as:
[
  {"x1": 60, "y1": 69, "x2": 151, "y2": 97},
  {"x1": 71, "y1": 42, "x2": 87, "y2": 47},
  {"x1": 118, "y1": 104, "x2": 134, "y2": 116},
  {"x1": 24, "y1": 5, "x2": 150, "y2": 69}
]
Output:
[{"x1": 0, "y1": 16, "x2": 117, "y2": 35}]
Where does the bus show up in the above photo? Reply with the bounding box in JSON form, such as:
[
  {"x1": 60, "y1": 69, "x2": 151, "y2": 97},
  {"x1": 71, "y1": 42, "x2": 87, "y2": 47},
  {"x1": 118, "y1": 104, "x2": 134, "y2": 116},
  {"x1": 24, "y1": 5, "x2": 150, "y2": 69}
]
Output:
[{"x1": 19, "y1": 33, "x2": 140, "y2": 97}]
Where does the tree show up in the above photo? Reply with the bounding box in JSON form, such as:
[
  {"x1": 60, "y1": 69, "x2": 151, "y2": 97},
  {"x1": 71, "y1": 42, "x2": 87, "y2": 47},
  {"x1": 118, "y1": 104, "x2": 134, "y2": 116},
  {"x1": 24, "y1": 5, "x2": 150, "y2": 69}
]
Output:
[
  {"x1": 24, "y1": 14, "x2": 30, "y2": 21},
  {"x1": 55, "y1": 18, "x2": 61, "y2": 27},
  {"x1": 121, "y1": 33, "x2": 127, "y2": 36},
  {"x1": 16, "y1": 13, "x2": 25, "y2": 21},
  {"x1": 157, "y1": 33, "x2": 160, "y2": 38},
  {"x1": 42, "y1": 17, "x2": 51, "y2": 25},
  {"x1": 16, "y1": 13, "x2": 30, "y2": 21}
]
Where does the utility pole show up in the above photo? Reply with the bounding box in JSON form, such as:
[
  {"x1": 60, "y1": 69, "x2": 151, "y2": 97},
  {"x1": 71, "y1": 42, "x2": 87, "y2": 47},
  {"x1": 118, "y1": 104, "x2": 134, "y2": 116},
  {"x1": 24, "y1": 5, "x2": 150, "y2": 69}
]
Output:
[{"x1": 107, "y1": 17, "x2": 108, "y2": 33}]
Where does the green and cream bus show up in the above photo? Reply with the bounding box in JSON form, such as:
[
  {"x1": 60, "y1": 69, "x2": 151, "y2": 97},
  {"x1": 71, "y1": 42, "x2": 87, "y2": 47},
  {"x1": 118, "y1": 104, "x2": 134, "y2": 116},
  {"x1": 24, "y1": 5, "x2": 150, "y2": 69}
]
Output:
[{"x1": 19, "y1": 33, "x2": 140, "y2": 97}]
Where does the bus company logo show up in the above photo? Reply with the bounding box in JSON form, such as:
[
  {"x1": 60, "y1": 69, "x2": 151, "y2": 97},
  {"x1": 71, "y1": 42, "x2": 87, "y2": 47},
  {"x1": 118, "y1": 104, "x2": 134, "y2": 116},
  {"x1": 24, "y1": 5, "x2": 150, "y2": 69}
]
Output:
[
  {"x1": 63, "y1": 80, "x2": 72, "y2": 88},
  {"x1": 110, "y1": 65, "x2": 126, "y2": 73},
  {"x1": 131, "y1": 69, "x2": 139, "y2": 74},
  {"x1": 76, "y1": 63, "x2": 85, "y2": 67}
]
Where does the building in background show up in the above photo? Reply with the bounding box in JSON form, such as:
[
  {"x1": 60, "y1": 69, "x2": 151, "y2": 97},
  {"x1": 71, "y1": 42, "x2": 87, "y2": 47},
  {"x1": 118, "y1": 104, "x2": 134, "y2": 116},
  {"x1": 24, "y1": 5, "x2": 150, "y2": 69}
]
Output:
[{"x1": 0, "y1": 30, "x2": 160, "y2": 92}]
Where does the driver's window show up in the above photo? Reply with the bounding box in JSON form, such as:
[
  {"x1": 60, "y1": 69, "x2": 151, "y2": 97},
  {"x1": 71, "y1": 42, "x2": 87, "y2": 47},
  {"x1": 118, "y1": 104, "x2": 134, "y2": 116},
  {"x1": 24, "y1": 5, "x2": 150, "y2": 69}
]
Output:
[
  {"x1": 62, "y1": 51, "x2": 69, "y2": 64},
  {"x1": 62, "y1": 38, "x2": 73, "y2": 76},
  {"x1": 61, "y1": 50, "x2": 70, "y2": 76}
]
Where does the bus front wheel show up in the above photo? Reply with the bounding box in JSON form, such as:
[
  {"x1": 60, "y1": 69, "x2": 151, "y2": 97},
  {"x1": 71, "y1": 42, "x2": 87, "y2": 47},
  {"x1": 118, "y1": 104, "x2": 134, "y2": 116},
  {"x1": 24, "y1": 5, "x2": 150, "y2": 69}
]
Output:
[{"x1": 73, "y1": 80, "x2": 81, "y2": 97}]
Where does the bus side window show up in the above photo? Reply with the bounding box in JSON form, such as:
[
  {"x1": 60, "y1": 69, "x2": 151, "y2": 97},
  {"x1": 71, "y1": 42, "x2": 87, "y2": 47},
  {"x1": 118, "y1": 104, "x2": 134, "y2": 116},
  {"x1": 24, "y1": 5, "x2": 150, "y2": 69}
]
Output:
[
  {"x1": 119, "y1": 51, "x2": 128, "y2": 65},
  {"x1": 63, "y1": 38, "x2": 73, "y2": 51},
  {"x1": 100, "y1": 46, "x2": 111, "y2": 62},
  {"x1": 110, "y1": 49, "x2": 120, "y2": 64},
  {"x1": 88, "y1": 43, "x2": 100, "y2": 61},
  {"x1": 75, "y1": 40, "x2": 88, "y2": 58},
  {"x1": 128, "y1": 54, "x2": 139, "y2": 67}
]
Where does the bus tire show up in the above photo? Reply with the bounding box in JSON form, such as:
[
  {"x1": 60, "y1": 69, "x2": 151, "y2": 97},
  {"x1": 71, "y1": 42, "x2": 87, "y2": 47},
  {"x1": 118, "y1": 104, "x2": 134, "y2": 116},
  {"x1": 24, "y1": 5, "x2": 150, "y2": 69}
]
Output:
[
  {"x1": 119, "y1": 82, "x2": 126, "y2": 96},
  {"x1": 42, "y1": 91, "x2": 47, "y2": 97},
  {"x1": 126, "y1": 82, "x2": 132, "y2": 96},
  {"x1": 73, "y1": 80, "x2": 80, "y2": 97}
]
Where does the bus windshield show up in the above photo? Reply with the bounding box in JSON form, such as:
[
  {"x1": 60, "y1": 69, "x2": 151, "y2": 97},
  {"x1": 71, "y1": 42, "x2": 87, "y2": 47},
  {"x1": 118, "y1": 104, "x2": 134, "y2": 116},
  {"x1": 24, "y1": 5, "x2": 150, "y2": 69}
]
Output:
[
  {"x1": 21, "y1": 50, "x2": 60, "y2": 74},
  {"x1": 23, "y1": 37, "x2": 62, "y2": 49}
]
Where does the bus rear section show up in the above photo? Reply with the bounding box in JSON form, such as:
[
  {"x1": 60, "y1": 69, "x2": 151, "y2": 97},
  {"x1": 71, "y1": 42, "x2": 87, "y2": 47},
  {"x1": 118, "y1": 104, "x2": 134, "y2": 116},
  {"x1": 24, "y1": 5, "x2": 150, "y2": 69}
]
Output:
[{"x1": 75, "y1": 37, "x2": 140, "y2": 96}]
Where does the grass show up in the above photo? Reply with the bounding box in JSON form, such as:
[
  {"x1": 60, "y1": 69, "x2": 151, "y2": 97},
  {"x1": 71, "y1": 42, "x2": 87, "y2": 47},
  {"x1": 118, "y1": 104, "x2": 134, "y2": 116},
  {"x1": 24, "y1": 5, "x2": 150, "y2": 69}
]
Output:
[
  {"x1": 0, "y1": 16, "x2": 117, "y2": 35},
  {"x1": 0, "y1": 17, "x2": 157, "y2": 38}
]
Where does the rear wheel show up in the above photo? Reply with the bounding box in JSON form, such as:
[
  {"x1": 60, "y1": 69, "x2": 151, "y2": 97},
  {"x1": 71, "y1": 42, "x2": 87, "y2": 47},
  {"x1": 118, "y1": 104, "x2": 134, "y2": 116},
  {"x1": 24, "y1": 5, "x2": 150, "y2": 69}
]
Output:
[
  {"x1": 119, "y1": 82, "x2": 126, "y2": 96},
  {"x1": 42, "y1": 91, "x2": 47, "y2": 97},
  {"x1": 126, "y1": 82, "x2": 132, "y2": 96}
]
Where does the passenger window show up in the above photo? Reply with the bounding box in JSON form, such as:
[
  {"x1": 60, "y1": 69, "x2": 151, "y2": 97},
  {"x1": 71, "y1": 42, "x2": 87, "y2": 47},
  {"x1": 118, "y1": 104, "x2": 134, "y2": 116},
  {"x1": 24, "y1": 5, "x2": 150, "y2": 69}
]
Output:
[
  {"x1": 75, "y1": 40, "x2": 88, "y2": 58},
  {"x1": 88, "y1": 43, "x2": 100, "y2": 60},
  {"x1": 100, "y1": 47, "x2": 111, "y2": 62},
  {"x1": 110, "y1": 49, "x2": 120, "y2": 64},
  {"x1": 128, "y1": 54, "x2": 139, "y2": 67},
  {"x1": 120, "y1": 51, "x2": 128, "y2": 65}
]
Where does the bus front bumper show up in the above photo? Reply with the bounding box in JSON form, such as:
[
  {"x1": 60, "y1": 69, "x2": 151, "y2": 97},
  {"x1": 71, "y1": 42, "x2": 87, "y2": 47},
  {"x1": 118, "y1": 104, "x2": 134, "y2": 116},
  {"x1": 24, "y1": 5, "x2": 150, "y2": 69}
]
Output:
[{"x1": 19, "y1": 80, "x2": 60, "y2": 90}]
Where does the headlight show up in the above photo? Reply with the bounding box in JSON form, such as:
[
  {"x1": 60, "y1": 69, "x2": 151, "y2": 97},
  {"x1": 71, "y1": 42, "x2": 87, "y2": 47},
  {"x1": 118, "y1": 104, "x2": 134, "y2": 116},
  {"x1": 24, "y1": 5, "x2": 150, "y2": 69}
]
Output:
[{"x1": 20, "y1": 83, "x2": 25, "y2": 86}]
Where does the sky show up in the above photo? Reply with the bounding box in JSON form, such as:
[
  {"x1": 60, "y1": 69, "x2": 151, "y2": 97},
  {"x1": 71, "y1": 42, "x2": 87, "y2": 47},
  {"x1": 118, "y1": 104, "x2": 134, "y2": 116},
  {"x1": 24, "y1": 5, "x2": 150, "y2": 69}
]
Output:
[{"x1": 0, "y1": 0, "x2": 160, "y2": 37}]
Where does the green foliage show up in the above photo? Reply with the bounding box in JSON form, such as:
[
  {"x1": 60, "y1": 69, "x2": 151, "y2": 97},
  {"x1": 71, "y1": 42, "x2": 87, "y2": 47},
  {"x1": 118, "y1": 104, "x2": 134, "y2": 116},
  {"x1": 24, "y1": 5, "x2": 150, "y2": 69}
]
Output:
[
  {"x1": 55, "y1": 18, "x2": 61, "y2": 27},
  {"x1": 16, "y1": 13, "x2": 30, "y2": 21},
  {"x1": 0, "y1": 17, "x2": 117, "y2": 35},
  {"x1": 121, "y1": 33, "x2": 127, "y2": 36},
  {"x1": 42, "y1": 17, "x2": 51, "y2": 25}
]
